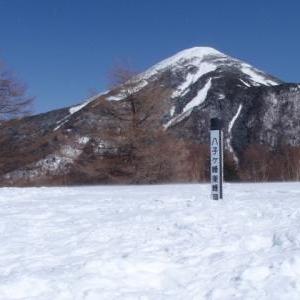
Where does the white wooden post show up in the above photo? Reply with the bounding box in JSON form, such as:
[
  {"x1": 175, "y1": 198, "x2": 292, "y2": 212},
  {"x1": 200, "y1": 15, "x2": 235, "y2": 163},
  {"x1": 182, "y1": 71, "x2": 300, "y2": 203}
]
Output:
[{"x1": 210, "y1": 118, "x2": 223, "y2": 200}]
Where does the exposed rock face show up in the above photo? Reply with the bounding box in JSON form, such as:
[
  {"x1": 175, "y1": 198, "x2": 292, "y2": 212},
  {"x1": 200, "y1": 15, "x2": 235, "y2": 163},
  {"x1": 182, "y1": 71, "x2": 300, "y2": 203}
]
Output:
[{"x1": 0, "y1": 47, "x2": 299, "y2": 185}]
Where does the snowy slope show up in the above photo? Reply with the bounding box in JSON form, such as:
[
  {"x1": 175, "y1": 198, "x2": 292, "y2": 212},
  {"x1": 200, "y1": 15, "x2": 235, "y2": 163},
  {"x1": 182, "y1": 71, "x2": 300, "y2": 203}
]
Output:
[
  {"x1": 0, "y1": 183, "x2": 300, "y2": 299},
  {"x1": 141, "y1": 47, "x2": 281, "y2": 129}
]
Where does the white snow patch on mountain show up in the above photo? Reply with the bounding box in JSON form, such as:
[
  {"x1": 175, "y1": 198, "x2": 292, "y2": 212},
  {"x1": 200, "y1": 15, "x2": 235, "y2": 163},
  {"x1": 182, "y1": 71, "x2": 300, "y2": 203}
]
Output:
[
  {"x1": 172, "y1": 63, "x2": 217, "y2": 98},
  {"x1": 3, "y1": 155, "x2": 73, "y2": 182},
  {"x1": 107, "y1": 80, "x2": 149, "y2": 101},
  {"x1": 77, "y1": 136, "x2": 90, "y2": 144},
  {"x1": 170, "y1": 106, "x2": 175, "y2": 116},
  {"x1": 227, "y1": 104, "x2": 243, "y2": 164},
  {"x1": 218, "y1": 93, "x2": 225, "y2": 99},
  {"x1": 182, "y1": 79, "x2": 212, "y2": 113},
  {"x1": 53, "y1": 115, "x2": 70, "y2": 131},
  {"x1": 36, "y1": 154, "x2": 73, "y2": 172},
  {"x1": 69, "y1": 102, "x2": 89, "y2": 115},
  {"x1": 241, "y1": 64, "x2": 278, "y2": 86},
  {"x1": 0, "y1": 183, "x2": 300, "y2": 299},
  {"x1": 106, "y1": 95, "x2": 124, "y2": 101},
  {"x1": 60, "y1": 145, "x2": 82, "y2": 159},
  {"x1": 228, "y1": 104, "x2": 243, "y2": 133},
  {"x1": 53, "y1": 91, "x2": 109, "y2": 131},
  {"x1": 54, "y1": 92, "x2": 108, "y2": 131},
  {"x1": 239, "y1": 79, "x2": 251, "y2": 87},
  {"x1": 164, "y1": 109, "x2": 193, "y2": 129},
  {"x1": 69, "y1": 91, "x2": 108, "y2": 115},
  {"x1": 3, "y1": 136, "x2": 90, "y2": 182}
]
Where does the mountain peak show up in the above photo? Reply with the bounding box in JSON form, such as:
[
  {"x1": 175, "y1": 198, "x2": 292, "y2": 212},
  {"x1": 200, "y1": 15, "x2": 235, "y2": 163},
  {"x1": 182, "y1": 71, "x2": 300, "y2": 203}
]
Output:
[
  {"x1": 171, "y1": 46, "x2": 225, "y2": 59},
  {"x1": 142, "y1": 46, "x2": 225, "y2": 78},
  {"x1": 135, "y1": 46, "x2": 281, "y2": 91}
]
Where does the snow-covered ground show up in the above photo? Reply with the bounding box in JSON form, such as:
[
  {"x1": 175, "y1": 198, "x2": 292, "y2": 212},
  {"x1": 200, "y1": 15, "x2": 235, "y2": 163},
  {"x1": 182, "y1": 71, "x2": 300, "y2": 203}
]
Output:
[{"x1": 0, "y1": 183, "x2": 300, "y2": 300}]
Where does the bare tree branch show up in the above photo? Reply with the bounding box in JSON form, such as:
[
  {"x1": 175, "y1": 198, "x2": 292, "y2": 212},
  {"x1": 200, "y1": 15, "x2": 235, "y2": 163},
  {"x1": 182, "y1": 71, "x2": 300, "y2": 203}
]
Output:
[{"x1": 0, "y1": 63, "x2": 34, "y2": 119}]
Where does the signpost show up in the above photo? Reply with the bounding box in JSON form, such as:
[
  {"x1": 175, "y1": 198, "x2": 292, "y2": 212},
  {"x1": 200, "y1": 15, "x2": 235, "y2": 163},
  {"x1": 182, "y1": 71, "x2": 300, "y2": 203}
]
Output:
[{"x1": 210, "y1": 118, "x2": 223, "y2": 200}]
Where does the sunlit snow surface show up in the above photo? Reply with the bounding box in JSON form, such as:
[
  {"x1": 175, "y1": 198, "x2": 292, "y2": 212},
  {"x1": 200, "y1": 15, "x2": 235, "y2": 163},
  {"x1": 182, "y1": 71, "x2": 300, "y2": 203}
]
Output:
[{"x1": 0, "y1": 183, "x2": 300, "y2": 299}]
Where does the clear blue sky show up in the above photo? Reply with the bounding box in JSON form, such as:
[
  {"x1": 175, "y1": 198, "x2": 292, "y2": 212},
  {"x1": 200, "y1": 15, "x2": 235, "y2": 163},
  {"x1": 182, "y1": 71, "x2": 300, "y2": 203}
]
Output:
[{"x1": 1, "y1": 0, "x2": 299, "y2": 113}]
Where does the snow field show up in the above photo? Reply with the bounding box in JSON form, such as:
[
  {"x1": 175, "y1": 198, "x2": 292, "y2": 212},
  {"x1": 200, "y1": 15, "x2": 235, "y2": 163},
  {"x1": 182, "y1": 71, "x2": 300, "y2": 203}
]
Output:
[{"x1": 0, "y1": 183, "x2": 300, "y2": 299}]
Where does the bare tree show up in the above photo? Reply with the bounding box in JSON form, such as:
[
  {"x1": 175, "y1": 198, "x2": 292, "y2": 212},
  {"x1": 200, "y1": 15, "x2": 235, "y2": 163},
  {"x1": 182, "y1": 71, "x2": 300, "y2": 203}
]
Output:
[
  {"x1": 185, "y1": 142, "x2": 210, "y2": 181},
  {"x1": 89, "y1": 64, "x2": 182, "y2": 183},
  {"x1": 0, "y1": 61, "x2": 33, "y2": 119},
  {"x1": 239, "y1": 144, "x2": 269, "y2": 181},
  {"x1": 279, "y1": 146, "x2": 300, "y2": 180}
]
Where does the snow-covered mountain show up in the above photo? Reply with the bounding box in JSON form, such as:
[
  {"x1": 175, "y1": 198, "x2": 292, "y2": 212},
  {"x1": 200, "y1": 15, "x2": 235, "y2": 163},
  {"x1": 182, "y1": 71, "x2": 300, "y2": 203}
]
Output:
[{"x1": 0, "y1": 47, "x2": 299, "y2": 185}]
